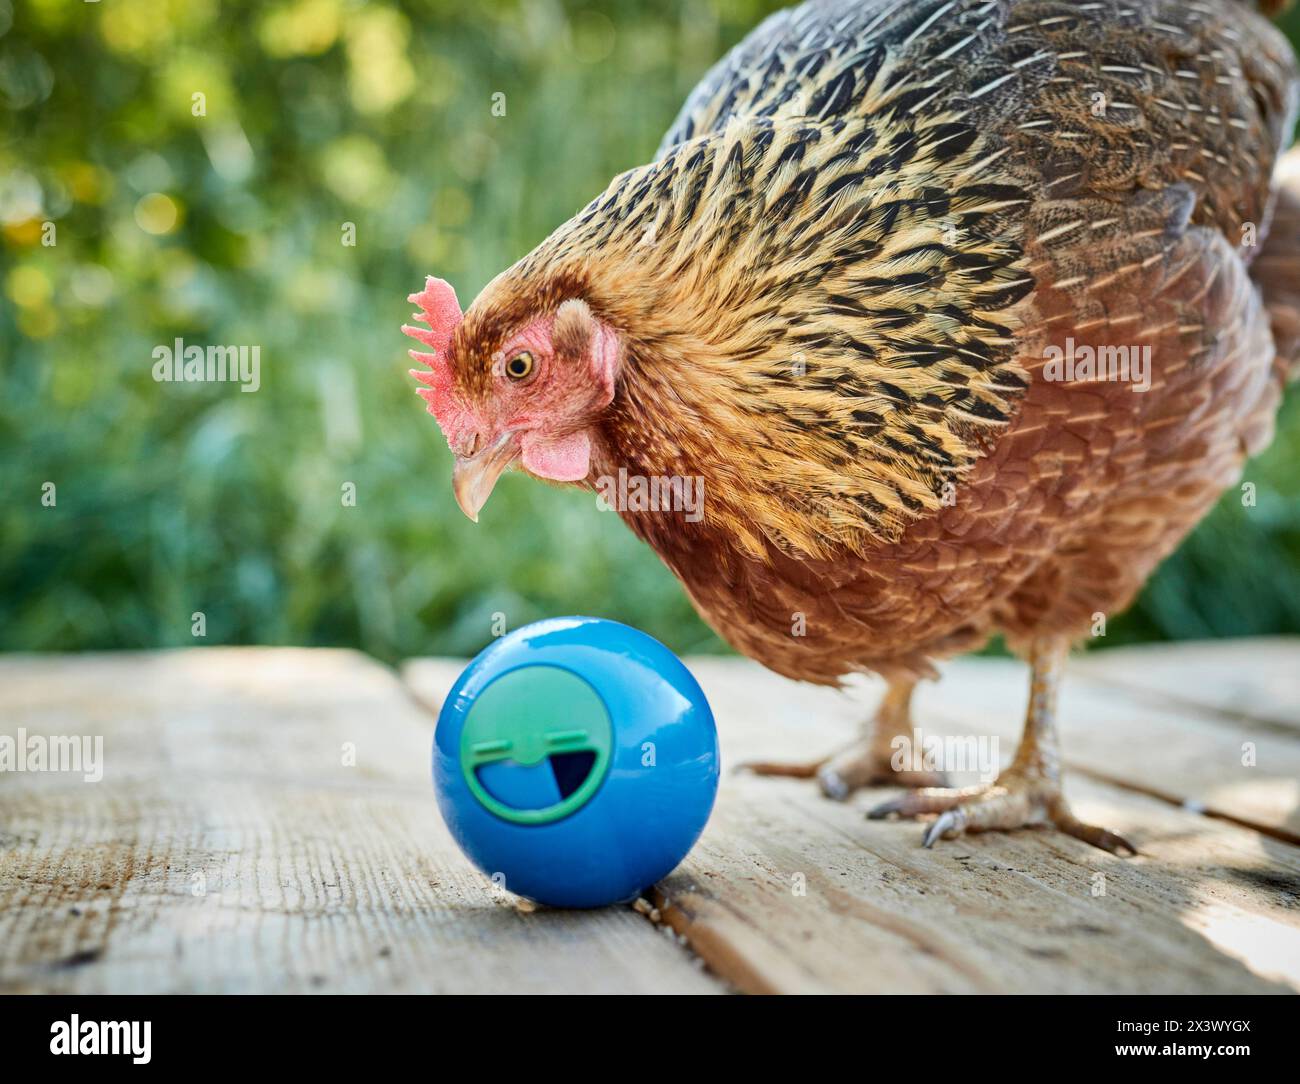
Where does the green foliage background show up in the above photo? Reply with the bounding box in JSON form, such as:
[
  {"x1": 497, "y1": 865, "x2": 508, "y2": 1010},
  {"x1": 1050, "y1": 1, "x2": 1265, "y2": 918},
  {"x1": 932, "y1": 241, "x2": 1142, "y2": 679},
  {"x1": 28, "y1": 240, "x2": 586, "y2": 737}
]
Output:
[{"x1": 2, "y1": 0, "x2": 1299, "y2": 663}]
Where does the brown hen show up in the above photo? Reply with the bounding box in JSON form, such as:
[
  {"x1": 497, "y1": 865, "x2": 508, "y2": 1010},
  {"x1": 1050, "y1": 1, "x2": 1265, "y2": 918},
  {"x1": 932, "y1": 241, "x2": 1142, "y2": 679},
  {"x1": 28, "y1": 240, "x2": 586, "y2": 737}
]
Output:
[{"x1": 404, "y1": 0, "x2": 1300, "y2": 853}]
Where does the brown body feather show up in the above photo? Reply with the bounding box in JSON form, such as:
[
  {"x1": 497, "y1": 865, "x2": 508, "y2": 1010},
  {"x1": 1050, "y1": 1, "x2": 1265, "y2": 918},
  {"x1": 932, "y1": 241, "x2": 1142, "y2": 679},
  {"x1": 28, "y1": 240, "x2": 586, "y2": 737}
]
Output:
[{"x1": 451, "y1": 0, "x2": 1300, "y2": 685}]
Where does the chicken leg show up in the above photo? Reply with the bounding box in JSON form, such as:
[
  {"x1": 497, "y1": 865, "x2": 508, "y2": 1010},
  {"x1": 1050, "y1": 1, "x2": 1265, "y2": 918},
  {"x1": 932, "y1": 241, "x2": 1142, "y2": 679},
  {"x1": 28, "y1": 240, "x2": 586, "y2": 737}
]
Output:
[
  {"x1": 740, "y1": 678, "x2": 948, "y2": 799},
  {"x1": 868, "y1": 638, "x2": 1137, "y2": 855}
]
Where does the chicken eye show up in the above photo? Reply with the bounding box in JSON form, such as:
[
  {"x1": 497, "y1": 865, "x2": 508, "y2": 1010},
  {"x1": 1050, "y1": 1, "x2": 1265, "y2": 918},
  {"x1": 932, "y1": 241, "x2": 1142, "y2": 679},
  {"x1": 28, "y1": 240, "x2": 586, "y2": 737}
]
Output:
[{"x1": 505, "y1": 352, "x2": 534, "y2": 380}]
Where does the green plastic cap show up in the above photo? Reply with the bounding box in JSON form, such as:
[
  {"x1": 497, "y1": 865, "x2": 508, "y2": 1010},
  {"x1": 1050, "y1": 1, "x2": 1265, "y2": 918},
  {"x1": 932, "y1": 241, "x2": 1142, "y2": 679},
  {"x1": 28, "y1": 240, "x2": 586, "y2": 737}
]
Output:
[{"x1": 459, "y1": 665, "x2": 613, "y2": 825}]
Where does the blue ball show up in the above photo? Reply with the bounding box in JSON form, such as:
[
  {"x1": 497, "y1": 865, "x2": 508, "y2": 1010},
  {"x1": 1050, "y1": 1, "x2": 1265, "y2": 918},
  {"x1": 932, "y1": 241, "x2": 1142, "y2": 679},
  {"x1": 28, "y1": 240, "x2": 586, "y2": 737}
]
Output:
[{"x1": 433, "y1": 616, "x2": 720, "y2": 908}]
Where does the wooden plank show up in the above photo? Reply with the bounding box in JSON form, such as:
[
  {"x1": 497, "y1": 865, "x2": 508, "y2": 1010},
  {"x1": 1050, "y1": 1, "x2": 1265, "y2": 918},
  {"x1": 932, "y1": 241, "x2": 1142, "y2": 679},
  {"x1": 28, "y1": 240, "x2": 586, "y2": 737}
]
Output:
[
  {"x1": 0, "y1": 650, "x2": 721, "y2": 994},
  {"x1": 403, "y1": 655, "x2": 1300, "y2": 995},
  {"x1": 1072, "y1": 638, "x2": 1300, "y2": 735},
  {"x1": 922, "y1": 656, "x2": 1300, "y2": 842}
]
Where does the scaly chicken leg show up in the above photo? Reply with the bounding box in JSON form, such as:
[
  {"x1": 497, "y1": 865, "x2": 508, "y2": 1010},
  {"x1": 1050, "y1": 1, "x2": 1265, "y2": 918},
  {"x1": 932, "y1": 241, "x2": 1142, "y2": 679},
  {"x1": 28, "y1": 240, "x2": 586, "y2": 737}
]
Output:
[
  {"x1": 868, "y1": 639, "x2": 1137, "y2": 856},
  {"x1": 740, "y1": 678, "x2": 948, "y2": 798}
]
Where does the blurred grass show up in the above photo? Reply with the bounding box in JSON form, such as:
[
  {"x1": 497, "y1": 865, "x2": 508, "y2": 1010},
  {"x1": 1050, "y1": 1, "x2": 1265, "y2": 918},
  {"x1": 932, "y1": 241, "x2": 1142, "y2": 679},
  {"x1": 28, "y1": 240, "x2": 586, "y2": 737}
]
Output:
[{"x1": 1, "y1": 0, "x2": 1299, "y2": 665}]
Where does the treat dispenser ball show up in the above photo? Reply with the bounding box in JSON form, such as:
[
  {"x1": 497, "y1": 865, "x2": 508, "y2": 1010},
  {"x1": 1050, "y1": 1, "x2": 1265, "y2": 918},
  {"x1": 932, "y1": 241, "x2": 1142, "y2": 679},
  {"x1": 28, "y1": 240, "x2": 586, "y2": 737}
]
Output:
[{"x1": 432, "y1": 616, "x2": 720, "y2": 908}]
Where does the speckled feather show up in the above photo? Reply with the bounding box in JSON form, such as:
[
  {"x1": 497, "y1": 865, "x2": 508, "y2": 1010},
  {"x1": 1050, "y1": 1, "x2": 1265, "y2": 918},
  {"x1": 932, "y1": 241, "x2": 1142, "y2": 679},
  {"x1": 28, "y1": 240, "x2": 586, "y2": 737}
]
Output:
[{"x1": 438, "y1": 0, "x2": 1299, "y2": 684}]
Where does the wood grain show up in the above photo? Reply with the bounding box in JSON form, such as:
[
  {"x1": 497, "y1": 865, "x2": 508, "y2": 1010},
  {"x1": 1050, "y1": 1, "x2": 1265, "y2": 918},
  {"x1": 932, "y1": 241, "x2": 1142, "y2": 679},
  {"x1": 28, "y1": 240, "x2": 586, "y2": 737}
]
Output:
[
  {"x1": 0, "y1": 650, "x2": 721, "y2": 994},
  {"x1": 6, "y1": 642, "x2": 1295, "y2": 995},
  {"x1": 405, "y1": 644, "x2": 1300, "y2": 995},
  {"x1": 1073, "y1": 639, "x2": 1300, "y2": 735}
]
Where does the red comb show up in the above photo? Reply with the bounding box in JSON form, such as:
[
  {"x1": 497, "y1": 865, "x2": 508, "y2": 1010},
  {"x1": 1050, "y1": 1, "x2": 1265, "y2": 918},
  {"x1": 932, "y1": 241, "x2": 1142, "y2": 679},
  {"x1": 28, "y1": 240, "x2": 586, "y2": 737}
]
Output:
[
  {"x1": 402, "y1": 276, "x2": 465, "y2": 429},
  {"x1": 402, "y1": 276, "x2": 462, "y2": 354}
]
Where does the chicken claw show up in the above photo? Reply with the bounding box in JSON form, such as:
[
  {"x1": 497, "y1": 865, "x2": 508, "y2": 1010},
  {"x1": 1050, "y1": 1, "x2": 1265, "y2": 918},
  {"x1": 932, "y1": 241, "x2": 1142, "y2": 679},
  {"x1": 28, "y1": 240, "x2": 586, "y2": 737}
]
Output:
[
  {"x1": 868, "y1": 639, "x2": 1138, "y2": 856},
  {"x1": 815, "y1": 742, "x2": 949, "y2": 799},
  {"x1": 867, "y1": 785, "x2": 982, "y2": 820},
  {"x1": 739, "y1": 678, "x2": 947, "y2": 799},
  {"x1": 868, "y1": 770, "x2": 1136, "y2": 855}
]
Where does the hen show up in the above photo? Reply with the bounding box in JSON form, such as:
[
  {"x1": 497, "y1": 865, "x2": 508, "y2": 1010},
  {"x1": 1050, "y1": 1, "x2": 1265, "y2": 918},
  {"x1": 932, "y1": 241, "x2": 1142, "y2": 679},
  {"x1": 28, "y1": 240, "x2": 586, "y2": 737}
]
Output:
[{"x1": 404, "y1": 0, "x2": 1300, "y2": 853}]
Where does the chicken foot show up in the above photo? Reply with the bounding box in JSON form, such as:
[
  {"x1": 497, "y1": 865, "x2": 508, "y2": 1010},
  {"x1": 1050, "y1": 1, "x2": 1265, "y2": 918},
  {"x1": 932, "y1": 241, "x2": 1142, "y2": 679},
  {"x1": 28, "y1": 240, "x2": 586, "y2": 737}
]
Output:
[
  {"x1": 867, "y1": 638, "x2": 1138, "y2": 856},
  {"x1": 740, "y1": 678, "x2": 948, "y2": 799}
]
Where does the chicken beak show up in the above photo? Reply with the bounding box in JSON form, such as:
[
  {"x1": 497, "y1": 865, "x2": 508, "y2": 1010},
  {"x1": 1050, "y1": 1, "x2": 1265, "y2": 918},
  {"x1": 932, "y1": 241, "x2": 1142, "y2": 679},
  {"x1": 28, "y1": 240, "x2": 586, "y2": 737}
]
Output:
[{"x1": 452, "y1": 432, "x2": 518, "y2": 522}]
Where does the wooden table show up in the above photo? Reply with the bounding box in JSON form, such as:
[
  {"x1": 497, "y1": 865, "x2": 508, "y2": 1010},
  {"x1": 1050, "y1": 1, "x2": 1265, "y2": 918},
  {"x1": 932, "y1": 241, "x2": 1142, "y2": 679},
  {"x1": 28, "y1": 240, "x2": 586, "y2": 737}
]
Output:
[{"x1": 2, "y1": 640, "x2": 1297, "y2": 994}]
